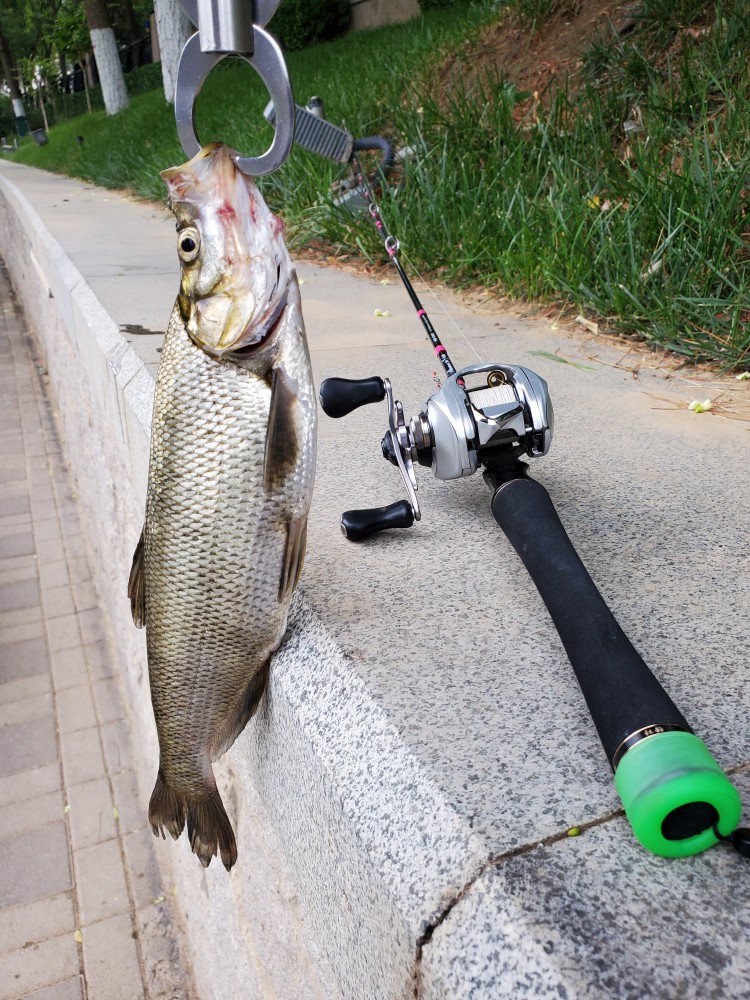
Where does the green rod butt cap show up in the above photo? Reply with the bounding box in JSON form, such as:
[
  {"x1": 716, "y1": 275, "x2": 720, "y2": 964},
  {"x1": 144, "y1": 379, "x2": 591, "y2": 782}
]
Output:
[{"x1": 614, "y1": 731, "x2": 741, "y2": 857}]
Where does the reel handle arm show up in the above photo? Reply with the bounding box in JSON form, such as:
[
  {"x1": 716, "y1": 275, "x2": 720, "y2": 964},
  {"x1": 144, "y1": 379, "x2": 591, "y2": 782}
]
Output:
[
  {"x1": 486, "y1": 470, "x2": 741, "y2": 855},
  {"x1": 319, "y1": 376, "x2": 385, "y2": 418}
]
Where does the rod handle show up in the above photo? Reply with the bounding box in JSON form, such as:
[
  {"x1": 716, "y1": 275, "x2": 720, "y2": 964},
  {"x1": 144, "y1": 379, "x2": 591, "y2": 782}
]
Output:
[
  {"x1": 341, "y1": 500, "x2": 414, "y2": 541},
  {"x1": 319, "y1": 376, "x2": 385, "y2": 418},
  {"x1": 489, "y1": 474, "x2": 742, "y2": 857},
  {"x1": 489, "y1": 475, "x2": 691, "y2": 761}
]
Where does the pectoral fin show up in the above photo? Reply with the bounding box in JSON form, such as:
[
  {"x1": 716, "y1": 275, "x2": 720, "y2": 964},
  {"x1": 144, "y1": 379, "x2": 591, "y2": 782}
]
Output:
[
  {"x1": 279, "y1": 515, "x2": 308, "y2": 602},
  {"x1": 263, "y1": 366, "x2": 300, "y2": 494},
  {"x1": 128, "y1": 530, "x2": 146, "y2": 628}
]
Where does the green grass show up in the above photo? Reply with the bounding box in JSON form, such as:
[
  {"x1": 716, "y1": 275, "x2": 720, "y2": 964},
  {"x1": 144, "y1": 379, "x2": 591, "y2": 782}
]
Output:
[{"x1": 6, "y1": 0, "x2": 750, "y2": 369}]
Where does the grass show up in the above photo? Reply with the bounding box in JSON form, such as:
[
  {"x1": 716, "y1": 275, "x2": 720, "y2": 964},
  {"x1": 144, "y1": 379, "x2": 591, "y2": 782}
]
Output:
[{"x1": 5, "y1": 0, "x2": 750, "y2": 369}]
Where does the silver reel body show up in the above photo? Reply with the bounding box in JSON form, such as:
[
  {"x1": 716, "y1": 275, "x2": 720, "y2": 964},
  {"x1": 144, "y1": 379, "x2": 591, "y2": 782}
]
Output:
[{"x1": 319, "y1": 362, "x2": 554, "y2": 537}]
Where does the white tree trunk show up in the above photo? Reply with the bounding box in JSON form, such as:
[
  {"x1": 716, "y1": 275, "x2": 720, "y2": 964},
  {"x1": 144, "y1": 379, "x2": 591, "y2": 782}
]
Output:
[
  {"x1": 154, "y1": 0, "x2": 194, "y2": 106},
  {"x1": 90, "y1": 26, "x2": 129, "y2": 115}
]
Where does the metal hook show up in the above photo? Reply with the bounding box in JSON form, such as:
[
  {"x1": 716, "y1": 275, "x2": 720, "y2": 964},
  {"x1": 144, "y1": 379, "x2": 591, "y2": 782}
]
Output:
[{"x1": 174, "y1": 1, "x2": 294, "y2": 176}]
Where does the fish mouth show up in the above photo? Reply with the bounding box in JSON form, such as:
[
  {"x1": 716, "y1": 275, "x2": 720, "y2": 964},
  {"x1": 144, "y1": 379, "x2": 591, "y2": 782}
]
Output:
[
  {"x1": 186, "y1": 282, "x2": 289, "y2": 359},
  {"x1": 221, "y1": 286, "x2": 289, "y2": 359}
]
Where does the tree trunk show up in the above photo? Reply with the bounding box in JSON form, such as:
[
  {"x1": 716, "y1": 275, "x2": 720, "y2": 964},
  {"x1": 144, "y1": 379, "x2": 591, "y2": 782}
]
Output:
[
  {"x1": 153, "y1": 0, "x2": 194, "y2": 105},
  {"x1": 0, "y1": 20, "x2": 29, "y2": 135},
  {"x1": 82, "y1": 0, "x2": 129, "y2": 115},
  {"x1": 0, "y1": 20, "x2": 21, "y2": 100},
  {"x1": 120, "y1": 0, "x2": 142, "y2": 43}
]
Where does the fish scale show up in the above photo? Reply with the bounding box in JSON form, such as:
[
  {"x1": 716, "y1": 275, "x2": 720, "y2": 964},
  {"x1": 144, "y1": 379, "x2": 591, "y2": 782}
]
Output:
[{"x1": 129, "y1": 143, "x2": 316, "y2": 870}]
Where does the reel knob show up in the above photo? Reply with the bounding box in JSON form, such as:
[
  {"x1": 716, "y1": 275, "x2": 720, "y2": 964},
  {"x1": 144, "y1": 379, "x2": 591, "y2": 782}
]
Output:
[
  {"x1": 341, "y1": 500, "x2": 415, "y2": 541},
  {"x1": 319, "y1": 376, "x2": 385, "y2": 418}
]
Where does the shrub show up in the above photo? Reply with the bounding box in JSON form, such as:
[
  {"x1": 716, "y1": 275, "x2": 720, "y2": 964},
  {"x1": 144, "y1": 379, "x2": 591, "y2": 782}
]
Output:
[{"x1": 270, "y1": 0, "x2": 351, "y2": 52}]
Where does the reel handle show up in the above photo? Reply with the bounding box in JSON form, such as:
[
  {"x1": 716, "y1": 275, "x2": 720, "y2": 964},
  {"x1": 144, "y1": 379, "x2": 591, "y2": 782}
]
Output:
[
  {"x1": 488, "y1": 473, "x2": 741, "y2": 857},
  {"x1": 319, "y1": 376, "x2": 385, "y2": 418},
  {"x1": 341, "y1": 500, "x2": 414, "y2": 541}
]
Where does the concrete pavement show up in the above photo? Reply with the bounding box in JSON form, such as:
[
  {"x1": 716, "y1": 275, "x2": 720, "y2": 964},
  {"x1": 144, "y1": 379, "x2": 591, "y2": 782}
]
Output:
[
  {"x1": 0, "y1": 260, "x2": 191, "y2": 999},
  {"x1": 1, "y1": 156, "x2": 749, "y2": 999}
]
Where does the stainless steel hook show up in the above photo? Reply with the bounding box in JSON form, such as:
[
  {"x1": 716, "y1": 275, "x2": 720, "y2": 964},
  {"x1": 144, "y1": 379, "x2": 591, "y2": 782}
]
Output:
[{"x1": 174, "y1": 0, "x2": 294, "y2": 176}]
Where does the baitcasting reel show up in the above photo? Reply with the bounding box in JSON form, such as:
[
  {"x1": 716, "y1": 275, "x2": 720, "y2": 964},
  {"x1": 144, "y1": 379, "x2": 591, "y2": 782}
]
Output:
[{"x1": 319, "y1": 362, "x2": 554, "y2": 540}]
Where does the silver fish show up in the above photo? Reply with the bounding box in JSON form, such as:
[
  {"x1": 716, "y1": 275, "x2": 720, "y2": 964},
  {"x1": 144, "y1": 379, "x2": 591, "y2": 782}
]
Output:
[{"x1": 128, "y1": 143, "x2": 317, "y2": 870}]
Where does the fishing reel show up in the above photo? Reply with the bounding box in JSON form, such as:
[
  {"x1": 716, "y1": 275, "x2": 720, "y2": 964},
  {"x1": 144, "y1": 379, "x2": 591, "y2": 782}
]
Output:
[{"x1": 319, "y1": 362, "x2": 554, "y2": 540}]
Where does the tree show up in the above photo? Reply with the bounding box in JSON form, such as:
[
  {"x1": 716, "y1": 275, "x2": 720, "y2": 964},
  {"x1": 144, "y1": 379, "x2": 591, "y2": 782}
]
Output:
[
  {"x1": 0, "y1": 15, "x2": 28, "y2": 135},
  {"x1": 81, "y1": 0, "x2": 128, "y2": 114},
  {"x1": 153, "y1": 0, "x2": 193, "y2": 105},
  {"x1": 52, "y1": 1, "x2": 95, "y2": 114}
]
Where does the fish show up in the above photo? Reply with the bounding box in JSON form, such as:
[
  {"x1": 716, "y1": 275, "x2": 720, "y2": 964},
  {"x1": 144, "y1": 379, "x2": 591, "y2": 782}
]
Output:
[{"x1": 128, "y1": 143, "x2": 317, "y2": 871}]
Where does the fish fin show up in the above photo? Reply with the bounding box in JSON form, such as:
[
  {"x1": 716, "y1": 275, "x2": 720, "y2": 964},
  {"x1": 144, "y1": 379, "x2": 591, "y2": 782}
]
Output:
[
  {"x1": 212, "y1": 657, "x2": 271, "y2": 761},
  {"x1": 279, "y1": 515, "x2": 308, "y2": 602},
  {"x1": 187, "y1": 790, "x2": 237, "y2": 872},
  {"x1": 128, "y1": 530, "x2": 146, "y2": 628},
  {"x1": 149, "y1": 767, "x2": 237, "y2": 871},
  {"x1": 148, "y1": 767, "x2": 186, "y2": 842},
  {"x1": 263, "y1": 367, "x2": 300, "y2": 494}
]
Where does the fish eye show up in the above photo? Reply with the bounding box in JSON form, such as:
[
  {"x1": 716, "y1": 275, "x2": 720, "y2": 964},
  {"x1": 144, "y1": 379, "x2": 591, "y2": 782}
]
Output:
[{"x1": 178, "y1": 228, "x2": 200, "y2": 263}]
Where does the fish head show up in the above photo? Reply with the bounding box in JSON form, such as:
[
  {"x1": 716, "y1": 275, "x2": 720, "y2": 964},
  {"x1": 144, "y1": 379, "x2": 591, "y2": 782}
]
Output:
[{"x1": 161, "y1": 143, "x2": 290, "y2": 357}]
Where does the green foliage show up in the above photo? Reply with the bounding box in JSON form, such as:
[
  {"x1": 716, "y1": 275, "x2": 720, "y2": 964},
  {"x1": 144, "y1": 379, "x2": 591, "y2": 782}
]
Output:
[{"x1": 269, "y1": 0, "x2": 351, "y2": 52}]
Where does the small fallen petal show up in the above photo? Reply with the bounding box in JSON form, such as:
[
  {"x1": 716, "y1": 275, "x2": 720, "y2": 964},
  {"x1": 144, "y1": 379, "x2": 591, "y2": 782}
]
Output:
[
  {"x1": 381, "y1": 310, "x2": 391, "y2": 317},
  {"x1": 74, "y1": 929, "x2": 83, "y2": 944},
  {"x1": 113, "y1": 806, "x2": 120, "y2": 821},
  {"x1": 567, "y1": 826, "x2": 582, "y2": 837},
  {"x1": 688, "y1": 399, "x2": 712, "y2": 413},
  {"x1": 64, "y1": 804, "x2": 71, "y2": 814},
  {"x1": 298, "y1": 278, "x2": 305, "y2": 284},
  {"x1": 379, "y1": 278, "x2": 393, "y2": 286},
  {"x1": 736, "y1": 371, "x2": 750, "y2": 380},
  {"x1": 152, "y1": 895, "x2": 165, "y2": 905},
  {"x1": 373, "y1": 309, "x2": 383, "y2": 317}
]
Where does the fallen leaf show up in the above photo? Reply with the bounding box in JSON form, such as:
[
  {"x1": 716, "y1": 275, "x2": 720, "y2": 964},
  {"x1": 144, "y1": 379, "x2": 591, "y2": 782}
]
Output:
[
  {"x1": 575, "y1": 314, "x2": 599, "y2": 335},
  {"x1": 529, "y1": 349, "x2": 597, "y2": 370}
]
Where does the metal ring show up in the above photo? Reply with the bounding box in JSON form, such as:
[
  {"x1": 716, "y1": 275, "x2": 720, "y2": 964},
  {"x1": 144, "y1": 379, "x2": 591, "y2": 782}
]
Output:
[
  {"x1": 174, "y1": 27, "x2": 294, "y2": 176},
  {"x1": 385, "y1": 235, "x2": 400, "y2": 254}
]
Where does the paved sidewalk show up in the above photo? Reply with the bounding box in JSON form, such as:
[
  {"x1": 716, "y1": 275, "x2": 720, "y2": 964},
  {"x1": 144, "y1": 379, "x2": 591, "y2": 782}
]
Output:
[{"x1": 0, "y1": 259, "x2": 192, "y2": 1000}]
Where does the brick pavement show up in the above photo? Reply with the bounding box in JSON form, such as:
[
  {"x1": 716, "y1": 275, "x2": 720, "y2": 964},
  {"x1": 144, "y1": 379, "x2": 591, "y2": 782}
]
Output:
[{"x1": 0, "y1": 258, "x2": 193, "y2": 1000}]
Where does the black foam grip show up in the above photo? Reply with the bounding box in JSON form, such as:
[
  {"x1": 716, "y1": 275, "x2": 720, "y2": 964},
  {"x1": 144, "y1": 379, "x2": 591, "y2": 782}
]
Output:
[
  {"x1": 341, "y1": 500, "x2": 414, "y2": 541},
  {"x1": 319, "y1": 376, "x2": 385, "y2": 418},
  {"x1": 491, "y1": 477, "x2": 691, "y2": 766}
]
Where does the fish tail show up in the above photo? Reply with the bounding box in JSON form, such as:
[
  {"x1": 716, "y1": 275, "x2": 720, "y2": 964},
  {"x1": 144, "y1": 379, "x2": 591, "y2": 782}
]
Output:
[{"x1": 149, "y1": 769, "x2": 238, "y2": 871}]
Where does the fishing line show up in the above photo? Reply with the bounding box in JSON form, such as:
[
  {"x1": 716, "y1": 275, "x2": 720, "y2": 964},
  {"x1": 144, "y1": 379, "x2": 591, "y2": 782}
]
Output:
[
  {"x1": 397, "y1": 245, "x2": 485, "y2": 366},
  {"x1": 350, "y1": 148, "x2": 459, "y2": 380}
]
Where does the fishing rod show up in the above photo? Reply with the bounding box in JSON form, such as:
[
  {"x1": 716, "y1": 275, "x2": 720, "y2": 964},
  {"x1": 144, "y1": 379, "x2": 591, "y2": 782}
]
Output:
[{"x1": 266, "y1": 100, "x2": 749, "y2": 860}]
